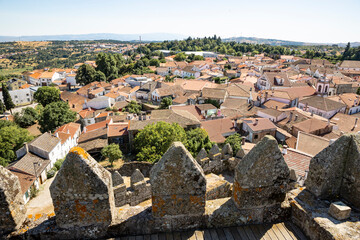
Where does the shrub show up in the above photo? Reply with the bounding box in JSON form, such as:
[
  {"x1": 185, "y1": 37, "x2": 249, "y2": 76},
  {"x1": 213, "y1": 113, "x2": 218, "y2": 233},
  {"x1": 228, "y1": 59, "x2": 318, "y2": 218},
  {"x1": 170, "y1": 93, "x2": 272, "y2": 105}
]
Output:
[
  {"x1": 30, "y1": 186, "x2": 39, "y2": 198},
  {"x1": 47, "y1": 169, "x2": 56, "y2": 179},
  {"x1": 54, "y1": 158, "x2": 64, "y2": 170}
]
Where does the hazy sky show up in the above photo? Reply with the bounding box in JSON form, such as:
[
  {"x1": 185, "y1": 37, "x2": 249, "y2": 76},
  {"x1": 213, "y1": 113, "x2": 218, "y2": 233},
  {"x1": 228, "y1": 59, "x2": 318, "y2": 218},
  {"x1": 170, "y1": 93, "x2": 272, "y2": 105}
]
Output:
[{"x1": 0, "y1": 0, "x2": 359, "y2": 43}]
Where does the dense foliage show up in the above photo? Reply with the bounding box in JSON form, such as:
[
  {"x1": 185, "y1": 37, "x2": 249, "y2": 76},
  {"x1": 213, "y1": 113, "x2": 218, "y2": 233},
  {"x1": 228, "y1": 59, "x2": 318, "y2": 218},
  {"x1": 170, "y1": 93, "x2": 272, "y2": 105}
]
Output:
[
  {"x1": 101, "y1": 143, "x2": 123, "y2": 167},
  {"x1": 14, "y1": 107, "x2": 39, "y2": 128},
  {"x1": 134, "y1": 121, "x2": 187, "y2": 163},
  {"x1": 134, "y1": 122, "x2": 213, "y2": 162},
  {"x1": 0, "y1": 120, "x2": 34, "y2": 166},
  {"x1": 145, "y1": 36, "x2": 298, "y2": 57},
  {"x1": 33, "y1": 86, "x2": 60, "y2": 106},
  {"x1": 224, "y1": 133, "x2": 242, "y2": 156},
  {"x1": 123, "y1": 100, "x2": 142, "y2": 114},
  {"x1": 1, "y1": 83, "x2": 15, "y2": 113},
  {"x1": 39, "y1": 101, "x2": 76, "y2": 132},
  {"x1": 342, "y1": 43, "x2": 360, "y2": 61},
  {"x1": 159, "y1": 97, "x2": 172, "y2": 109},
  {"x1": 185, "y1": 128, "x2": 213, "y2": 157}
]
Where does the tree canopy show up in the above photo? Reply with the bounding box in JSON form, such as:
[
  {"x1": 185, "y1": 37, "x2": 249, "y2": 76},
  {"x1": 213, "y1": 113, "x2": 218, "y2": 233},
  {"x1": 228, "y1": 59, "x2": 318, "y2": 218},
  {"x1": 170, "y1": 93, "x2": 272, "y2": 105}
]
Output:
[
  {"x1": 0, "y1": 120, "x2": 34, "y2": 166},
  {"x1": 101, "y1": 143, "x2": 123, "y2": 167},
  {"x1": 224, "y1": 133, "x2": 242, "y2": 156},
  {"x1": 38, "y1": 101, "x2": 76, "y2": 133},
  {"x1": 14, "y1": 107, "x2": 39, "y2": 128},
  {"x1": 33, "y1": 86, "x2": 60, "y2": 107},
  {"x1": 123, "y1": 100, "x2": 142, "y2": 114},
  {"x1": 75, "y1": 64, "x2": 97, "y2": 85},
  {"x1": 159, "y1": 97, "x2": 172, "y2": 109},
  {"x1": 185, "y1": 128, "x2": 213, "y2": 157},
  {"x1": 134, "y1": 121, "x2": 187, "y2": 163},
  {"x1": 2, "y1": 83, "x2": 15, "y2": 113}
]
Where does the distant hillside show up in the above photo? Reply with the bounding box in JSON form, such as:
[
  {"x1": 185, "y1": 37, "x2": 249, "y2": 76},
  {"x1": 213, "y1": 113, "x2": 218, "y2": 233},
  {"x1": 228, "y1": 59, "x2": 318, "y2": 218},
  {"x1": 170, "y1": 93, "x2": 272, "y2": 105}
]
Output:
[
  {"x1": 224, "y1": 36, "x2": 360, "y2": 47},
  {"x1": 0, "y1": 33, "x2": 187, "y2": 42}
]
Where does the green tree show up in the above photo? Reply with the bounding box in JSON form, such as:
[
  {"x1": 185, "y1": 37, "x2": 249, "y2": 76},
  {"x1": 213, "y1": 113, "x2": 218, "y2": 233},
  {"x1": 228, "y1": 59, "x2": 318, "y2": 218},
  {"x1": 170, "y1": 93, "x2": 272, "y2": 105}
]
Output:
[
  {"x1": 224, "y1": 133, "x2": 242, "y2": 156},
  {"x1": 123, "y1": 100, "x2": 142, "y2": 114},
  {"x1": 0, "y1": 121, "x2": 34, "y2": 166},
  {"x1": 76, "y1": 63, "x2": 97, "y2": 85},
  {"x1": 2, "y1": 83, "x2": 15, "y2": 114},
  {"x1": 96, "y1": 53, "x2": 119, "y2": 80},
  {"x1": 94, "y1": 70, "x2": 106, "y2": 82},
  {"x1": 14, "y1": 107, "x2": 39, "y2": 128},
  {"x1": 186, "y1": 128, "x2": 213, "y2": 157},
  {"x1": 149, "y1": 58, "x2": 160, "y2": 67},
  {"x1": 174, "y1": 52, "x2": 187, "y2": 61},
  {"x1": 39, "y1": 101, "x2": 76, "y2": 133},
  {"x1": 101, "y1": 143, "x2": 123, "y2": 167},
  {"x1": 33, "y1": 86, "x2": 60, "y2": 107},
  {"x1": 159, "y1": 97, "x2": 172, "y2": 109},
  {"x1": 134, "y1": 121, "x2": 187, "y2": 163},
  {"x1": 0, "y1": 101, "x2": 5, "y2": 115}
]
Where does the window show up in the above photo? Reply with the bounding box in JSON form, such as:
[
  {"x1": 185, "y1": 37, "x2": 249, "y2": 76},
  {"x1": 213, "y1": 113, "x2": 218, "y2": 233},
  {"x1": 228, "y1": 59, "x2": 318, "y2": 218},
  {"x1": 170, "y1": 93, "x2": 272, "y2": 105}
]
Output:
[{"x1": 254, "y1": 134, "x2": 258, "y2": 139}]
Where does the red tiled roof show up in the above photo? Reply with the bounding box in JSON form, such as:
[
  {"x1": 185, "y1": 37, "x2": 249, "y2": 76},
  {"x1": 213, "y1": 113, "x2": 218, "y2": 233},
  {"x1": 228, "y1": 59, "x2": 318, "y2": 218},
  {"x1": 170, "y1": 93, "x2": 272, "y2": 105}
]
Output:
[
  {"x1": 283, "y1": 148, "x2": 312, "y2": 177},
  {"x1": 85, "y1": 119, "x2": 111, "y2": 132},
  {"x1": 201, "y1": 118, "x2": 236, "y2": 143}
]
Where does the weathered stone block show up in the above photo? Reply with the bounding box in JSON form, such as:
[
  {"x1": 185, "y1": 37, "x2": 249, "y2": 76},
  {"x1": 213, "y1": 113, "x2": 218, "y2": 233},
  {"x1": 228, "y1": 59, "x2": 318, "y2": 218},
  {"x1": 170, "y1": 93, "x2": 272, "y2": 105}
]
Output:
[
  {"x1": 0, "y1": 165, "x2": 26, "y2": 234},
  {"x1": 150, "y1": 142, "x2": 206, "y2": 219},
  {"x1": 50, "y1": 147, "x2": 115, "y2": 229},
  {"x1": 306, "y1": 134, "x2": 360, "y2": 208},
  {"x1": 306, "y1": 135, "x2": 352, "y2": 199},
  {"x1": 328, "y1": 201, "x2": 351, "y2": 220},
  {"x1": 221, "y1": 143, "x2": 233, "y2": 160},
  {"x1": 209, "y1": 144, "x2": 221, "y2": 161},
  {"x1": 130, "y1": 169, "x2": 145, "y2": 189},
  {"x1": 112, "y1": 171, "x2": 124, "y2": 186},
  {"x1": 196, "y1": 148, "x2": 208, "y2": 165},
  {"x1": 205, "y1": 173, "x2": 232, "y2": 200},
  {"x1": 233, "y1": 135, "x2": 290, "y2": 209}
]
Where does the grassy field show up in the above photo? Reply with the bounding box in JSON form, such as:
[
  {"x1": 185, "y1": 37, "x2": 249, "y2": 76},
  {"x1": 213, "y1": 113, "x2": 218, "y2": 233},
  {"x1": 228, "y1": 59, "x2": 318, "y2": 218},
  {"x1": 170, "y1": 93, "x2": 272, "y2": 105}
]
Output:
[{"x1": 0, "y1": 66, "x2": 33, "y2": 76}]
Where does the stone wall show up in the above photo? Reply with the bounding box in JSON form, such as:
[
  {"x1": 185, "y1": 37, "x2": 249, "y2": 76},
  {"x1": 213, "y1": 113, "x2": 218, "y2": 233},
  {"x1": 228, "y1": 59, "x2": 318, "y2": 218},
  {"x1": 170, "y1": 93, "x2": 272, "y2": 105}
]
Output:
[
  {"x1": 50, "y1": 147, "x2": 115, "y2": 229},
  {"x1": 150, "y1": 142, "x2": 206, "y2": 231},
  {"x1": 306, "y1": 134, "x2": 360, "y2": 209},
  {"x1": 116, "y1": 161, "x2": 153, "y2": 177},
  {"x1": 112, "y1": 169, "x2": 151, "y2": 207},
  {"x1": 0, "y1": 165, "x2": 26, "y2": 235},
  {"x1": 232, "y1": 136, "x2": 290, "y2": 222},
  {"x1": 7, "y1": 134, "x2": 360, "y2": 239}
]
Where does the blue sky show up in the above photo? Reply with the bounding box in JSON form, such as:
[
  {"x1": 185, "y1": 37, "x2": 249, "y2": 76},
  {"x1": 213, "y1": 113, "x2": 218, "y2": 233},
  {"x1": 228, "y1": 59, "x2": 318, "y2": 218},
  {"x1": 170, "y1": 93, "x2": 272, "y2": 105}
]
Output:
[{"x1": 0, "y1": 0, "x2": 359, "y2": 43}]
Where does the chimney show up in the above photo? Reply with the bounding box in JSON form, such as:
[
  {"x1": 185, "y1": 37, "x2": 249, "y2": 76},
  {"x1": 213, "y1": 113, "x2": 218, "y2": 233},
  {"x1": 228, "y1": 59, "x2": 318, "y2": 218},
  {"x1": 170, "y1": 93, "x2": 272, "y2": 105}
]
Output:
[
  {"x1": 254, "y1": 119, "x2": 259, "y2": 126},
  {"x1": 106, "y1": 123, "x2": 109, "y2": 128},
  {"x1": 294, "y1": 114, "x2": 298, "y2": 121},
  {"x1": 305, "y1": 102, "x2": 308, "y2": 111},
  {"x1": 55, "y1": 132, "x2": 59, "y2": 138},
  {"x1": 83, "y1": 127, "x2": 87, "y2": 133},
  {"x1": 275, "y1": 105, "x2": 278, "y2": 110},
  {"x1": 241, "y1": 138, "x2": 246, "y2": 145},
  {"x1": 355, "y1": 118, "x2": 358, "y2": 128},
  {"x1": 265, "y1": 91, "x2": 268, "y2": 102}
]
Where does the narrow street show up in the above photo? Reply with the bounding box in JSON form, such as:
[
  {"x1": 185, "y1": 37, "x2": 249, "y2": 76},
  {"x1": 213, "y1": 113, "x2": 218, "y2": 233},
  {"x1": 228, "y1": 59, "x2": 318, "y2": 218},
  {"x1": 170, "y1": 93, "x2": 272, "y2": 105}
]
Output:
[{"x1": 25, "y1": 174, "x2": 55, "y2": 216}]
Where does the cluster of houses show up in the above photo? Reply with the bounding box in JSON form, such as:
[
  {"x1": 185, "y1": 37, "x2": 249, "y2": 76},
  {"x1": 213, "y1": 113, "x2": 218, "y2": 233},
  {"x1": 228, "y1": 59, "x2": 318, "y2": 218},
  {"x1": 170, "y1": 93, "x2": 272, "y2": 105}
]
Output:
[{"x1": 3, "y1": 51, "x2": 360, "y2": 203}]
